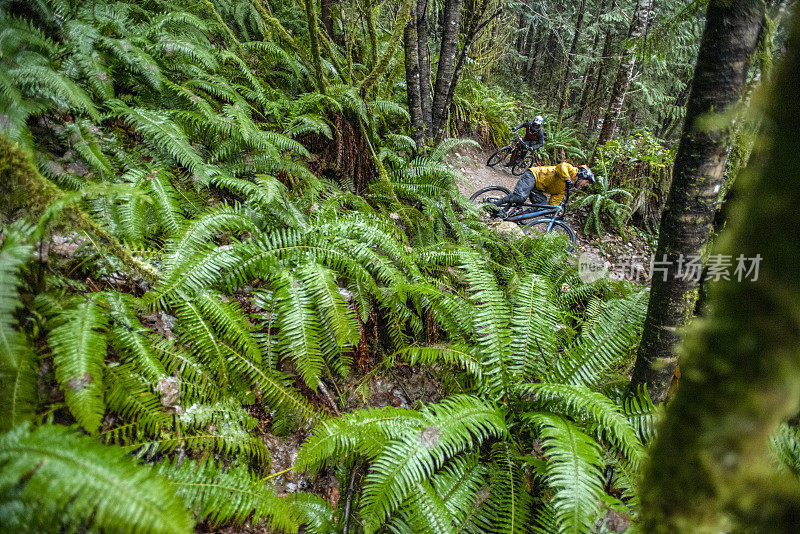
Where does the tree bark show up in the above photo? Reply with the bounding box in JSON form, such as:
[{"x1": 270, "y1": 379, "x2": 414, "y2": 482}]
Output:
[
  {"x1": 577, "y1": 0, "x2": 608, "y2": 122},
  {"x1": 404, "y1": 2, "x2": 425, "y2": 148},
  {"x1": 526, "y1": 28, "x2": 544, "y2": 83},
  {"x1": 430, "y1": 0, "x2": 463, "y2": 139},
  {"x1": 441, "y1": 2, "x2": 501, "y2": 132},
  {"x1": 596, "y1": 0, "x2": 649, "y2": 146},
  {"x1": 321, "y1": 0, "x2": 334, "y2": 38},
  {"x1": 365, "y1": 0, "x2": 379, "y2": 70},
  {"x1": 628, "y1": 0, "x2": 765, "y2": 404},
  {"x1": 557, "y1": 0, "x2": 587, "y2": 125},
  {"x1": 640, "y1": 6, "x2": 800, "y2": 531},
  {"x1": 417, "y1": 0, "x2": 433, "y2": 129},
  {"x1": 304, "y1": 0, "x2": 328, "y2": 93},
  {"x1": 586, "y1": 0, "x2": 618, "y2": 131}
]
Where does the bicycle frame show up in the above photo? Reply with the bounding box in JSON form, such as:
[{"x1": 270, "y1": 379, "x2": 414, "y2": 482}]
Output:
[{"x1": 496, "y1": 181, "x2": 573, "y2": 229}]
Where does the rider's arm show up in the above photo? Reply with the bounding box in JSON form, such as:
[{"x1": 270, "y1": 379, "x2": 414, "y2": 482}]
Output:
[{"x1": 548, "y1": 191, "x2": 565, "y2": 206}]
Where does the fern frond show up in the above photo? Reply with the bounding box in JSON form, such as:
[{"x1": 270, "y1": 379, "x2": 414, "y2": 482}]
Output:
[
  {"x1": 525, "y1": 413, "x2": 605, "y2": 534},
  {"x1": 50, "y1": 295, "x2": 109, "y2": 433},
  {"x1": 360, "y1": 395, "x2": 507, "y2": 533},
  {"x1": 296, "y1": 405, "x2": 425, "y2": 474},
  {"x1": 470, "y1": 442, "x2": 531, "y2": 534},
  {"x1": 771, "y1": 423, "x2": 800, "y2": 479},
  {"x1": 160, "y1": 458, "x2": 302, "y2": 531},
  {"x1": 523, "y1": 383, "x2": 645, "y2": 469},
  {"x1": 552, "y1": 290, "x2": 648, "y2": 387},
  {"x1": 111, "y1": 101, "x2": 211, "y2": 184},
  {"x1": 0, "y1": 423, "x2": 192, "y2": 533}
]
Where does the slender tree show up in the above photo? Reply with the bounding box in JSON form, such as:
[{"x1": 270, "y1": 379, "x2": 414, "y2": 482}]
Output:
[
  {"x1": 430, "y1": 0, "x2": 463, "y2": 138},
  {"x1": 557, "y1": 0, "x2": 587, "y2": 125},
  {"x1": 640, "y1": 6, "x2": 800, "y2": 531},
  {"x1": 441, "y1": 0, "x2": 502, "y2": 129},
  {"x1": 586, "y1": 0, "x2": 618, "y2": 131},
  {"x1": 595, "y1": 0, "x2": 650, "y2": 145},
  {"x1": 304, "y1": 0, "x2": 327, "y2": 93},
  {"x1": 417, "y1": 0, "x2": 433, "y2": 128},
  {"x1": 577, "y1": 0, "x2": 609, "y2": 121},
  {"x1": 321, "y1": 0, "x2": 334, "y2": 38},
  {"x1": 628, "y1": 0, "x2": 766, "y2": 403},
  {"x1": 404, "y1": 2, "x2": 425, "y2": 147}
]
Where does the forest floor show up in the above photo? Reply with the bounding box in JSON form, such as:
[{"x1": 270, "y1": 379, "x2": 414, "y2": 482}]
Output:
[
  {"x1": 203, "y1": 144, "x2": 657, "y2": 533},
  {"x1": 449, "y1": 143, "x2": 654, "y2": 284}
]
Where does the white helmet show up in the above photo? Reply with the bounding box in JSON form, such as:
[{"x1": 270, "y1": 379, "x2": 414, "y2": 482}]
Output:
[{"x1": 533, "y1": 115, "x2": 544, "y2": 126}]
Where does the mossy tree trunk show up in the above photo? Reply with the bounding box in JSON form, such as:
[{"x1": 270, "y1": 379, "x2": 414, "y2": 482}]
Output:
[
  {"x1": 304, "y1": 0, "x2": 327, "y2": 93},
  {"x1": 640, "y1": 8, "x2": 800, "y2": 531},
  {"x1": 596, "y1": 0, "x2": 650, "y2": 146},
  {"x1": 577, "y1": 0, "x2": 608, "y2": 123},
  {"x1": 416, "y1": 0, "x2": 433, "y2": 129},
  {"x1": 404, "y1": 1, "x2": 425, "y2": 148},
  {"x1": 628, "y1": 0, "x2": 765, "y2": 404},
  {"x1": 430, "y1": 0, "x2": 462, "y2": 139}
]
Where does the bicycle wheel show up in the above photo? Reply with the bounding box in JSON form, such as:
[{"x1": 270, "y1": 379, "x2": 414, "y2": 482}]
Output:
[
  {"x1": 487, "y1": 146, "x2": 513, "y2": 167},
  {"x1": 469, "y1": 186, "x2": 511, "y2": 204},
  {"x1": 522, "y1": 218, "x2": 577, "y2": 251},
  {"x1": 511, "y1": 153, "x2": 535, "y2": 176}
]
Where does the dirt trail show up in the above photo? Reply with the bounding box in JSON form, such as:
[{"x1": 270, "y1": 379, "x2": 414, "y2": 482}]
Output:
[{"x1": 448, "y1": 144, "x2": 652, "y2": 284}]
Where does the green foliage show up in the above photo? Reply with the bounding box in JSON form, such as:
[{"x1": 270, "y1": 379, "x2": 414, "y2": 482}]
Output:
[
  {"x1": 575, "y1": 169, "x2": 634, "y2": 237},
  {"x1": 0, "y1": 224, "x2": 36, "y2": 431},
  {"x1": 0, "y1": 0, "x2": 663, "y2": 532},
  {"x1": 0, "y1": 422, "x2": 193, "y2": 533}
]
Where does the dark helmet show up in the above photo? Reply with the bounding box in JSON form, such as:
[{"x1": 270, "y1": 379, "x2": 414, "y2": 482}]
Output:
[
  {"x1": 533, "y1": 115, "x2": 544, "y2": 126},
  {"x1": 577, "y1": 165, "x2": 595, "y2": 183}
]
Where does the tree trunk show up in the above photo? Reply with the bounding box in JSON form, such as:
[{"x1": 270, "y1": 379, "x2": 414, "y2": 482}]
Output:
[
  {"x1": 404, "y1": 2, "x2": 425, "y2": 148},
  {"x1": 628, "y1": 0, "x2": 765, "y2": 404},
  {"x1": 441, "y1": 2, "x2": 501, "y2": 133},
  {"x1": 640, "y1": 6, "x2": 800, "y2": 531},
  {"x1": 321, "y1": 0, "x2": 334, "y2": 38},
  {"x1": 365, "y1": 0, "x2": 379, "y2": 70},
  {"x1": 557, "y1": 0, "x2": 587, "y2": 125},
  {"x1": 596, "y1": 0, "x2": 650, "y2": 146},
  {"x1": 359, "y1": 0, "x2": 414, "y2": 94},
  {"x1": 417, "y1": 0, "x2": 433, "y2": 130},
  {"x1": 304, "y1": 0, "x2": 327, "y2": 93},
  {"x1": 586, "y1": 0, "x2": 618, "y2": 131},
  {"x1": 526, "y1": 29, "x2": 544, "y2": 83},
  {"x1": 577, "y1": 0, "x2": 608, "y2": 122},
  {"x1": 430, "y1": 0, "x2": 463, "y2": 139}
]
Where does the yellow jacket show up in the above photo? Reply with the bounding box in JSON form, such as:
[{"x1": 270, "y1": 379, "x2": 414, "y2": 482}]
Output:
[{"x1": 531, "y1": 162, "x2": 579, "y2": 205}]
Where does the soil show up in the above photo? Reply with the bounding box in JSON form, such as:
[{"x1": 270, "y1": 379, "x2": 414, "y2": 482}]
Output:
[{"x1": 447, "y1": 144, "x2": 654, "y2": 284}]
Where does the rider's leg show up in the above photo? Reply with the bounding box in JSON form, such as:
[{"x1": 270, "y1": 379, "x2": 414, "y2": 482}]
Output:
[
  {"x1": 529, "y1": 187, "x2": 547, "y2": 205},
  {"x1": 493, "y1": 170, "x2": 536, "y2": 205}
]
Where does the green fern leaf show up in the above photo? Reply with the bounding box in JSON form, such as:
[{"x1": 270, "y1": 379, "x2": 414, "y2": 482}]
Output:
[
  {"x1": 50, "y1": 295, "x2": 109, "y2": 433},
  {"x1": 525, "y1": 413, "x2": 605, "y2": 534},
  {"x1": 0, "y1": 423, "x2": 192, "y2": 533}
]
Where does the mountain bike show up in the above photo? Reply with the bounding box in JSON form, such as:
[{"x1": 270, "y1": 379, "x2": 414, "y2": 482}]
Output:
[
  {"x1": 469, "y1": 181, "x2": 577, "y2": 250},
  {"x1": 486, "y1": 131, "x2": 538, "y2": 176}
]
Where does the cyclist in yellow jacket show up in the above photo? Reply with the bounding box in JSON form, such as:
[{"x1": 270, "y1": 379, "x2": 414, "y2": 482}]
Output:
[{"x1": 494, "y1": 162, "x2": 595, "y2": 206}]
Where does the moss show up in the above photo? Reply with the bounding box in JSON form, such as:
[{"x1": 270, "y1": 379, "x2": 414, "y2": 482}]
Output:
[
  {"x1": 640, "y1": 7, "x2": 800, "y2": 531},
  {"x1": 0, "y1": 136, "x2": 158, "y2": 284}
]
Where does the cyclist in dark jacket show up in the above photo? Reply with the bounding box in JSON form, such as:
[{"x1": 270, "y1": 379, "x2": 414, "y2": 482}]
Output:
[
  {"x1": 517, "y1": 115, "x2": 545, "y2": 149},
  {"x1": 505, "y1": 115, "x2": 545, "y2": 167}
]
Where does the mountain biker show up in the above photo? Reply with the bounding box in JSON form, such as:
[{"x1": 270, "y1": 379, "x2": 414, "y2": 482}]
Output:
[
  {"x1": 493, "y1": 162, "x2": 595, "y2": 206},
  {"x1": 504, "y1": 115, "x2": 545, "y2": 167}
]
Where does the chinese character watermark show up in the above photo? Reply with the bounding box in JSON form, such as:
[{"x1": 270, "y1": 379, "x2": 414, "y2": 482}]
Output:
[{"x1": 577, "y1": 253, "x2": 762, "y2": 284}]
